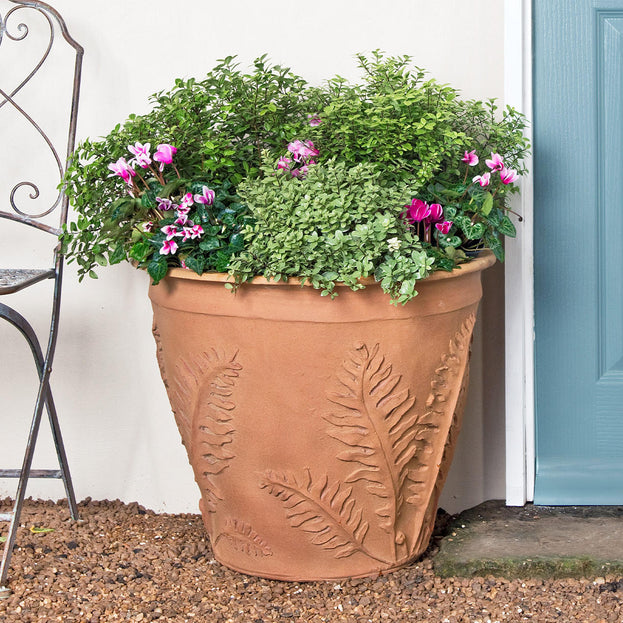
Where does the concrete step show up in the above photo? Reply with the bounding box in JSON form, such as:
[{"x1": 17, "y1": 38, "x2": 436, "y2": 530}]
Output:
[{"x1": 433, "y1": 500, "x2": 623, "y2": 579}]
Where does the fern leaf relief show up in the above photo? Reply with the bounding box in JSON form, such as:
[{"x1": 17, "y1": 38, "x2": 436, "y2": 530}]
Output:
[
  {"x1": 259, "y1": 469, "x2": 387, "y2": 562},
  {"x1": 171, "y1": 349, "x2": 242, "y2": 513},
  {"x1": 215, "y1": 518, "x2": 273, "y2": 558},
  {"x1": 324, "y1": 344, "x2": 418, "y2": 532}
]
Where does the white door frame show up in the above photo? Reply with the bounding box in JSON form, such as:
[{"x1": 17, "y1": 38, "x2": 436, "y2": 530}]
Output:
[{"x1": 504, "y1": 0, "x2": 535, "y2": 505}]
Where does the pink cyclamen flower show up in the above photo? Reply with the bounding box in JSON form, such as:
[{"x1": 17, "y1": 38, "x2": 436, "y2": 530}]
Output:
[
  {"x1": 160, "y1": 239, "x2": 178, "y2": 255},
  {"x1": 426, "y1": 203, "x2": 444, "y2": 223},
  {"x1": 500, "y1": 166, "x2": 519, "y2": 185},
  {"x1": 107, "y1": 157, "x2": 136, "y2": 185},
  {"x1": 175, "y1": 213, "x2": 190, "y2": 226},
  {"x1": 161, "y1": 225, "x2": 181, "y2": 240},
  {"x1": 405, "y1": 198, "x2": 431, "y2": 223},
  {"x1": 127, "y1": 142, "x2": 151, "y2": 168},
  {"x1": 179, "y1": 192, "x2": 195, "y2": 209},
  {"x1": 435, "y1": 220, "x2": 453, "y2": 235},
  {"x1": 308, "y1": 114, "x2": 322, "y2": 127},
  {"x1": 142, "y1": 221, "x2": 154, "y2": 233},
  {"x1": 153, "y1": 144, "x2": 177, "y2": 170},
  {"x1": 287, "y1": 139, "x2": 319, "y2": 162},
  {"x1": 156, "y1": 197, "x2": 174, "y2": 211},
  {"x1": 182, "y1": 224, "x2": 204, "y2": 241},
  {"x1": 473, "y1": 172, "x2": 491, "y2": 187},
  {"x1": 462, "y1": 150, "x2": 479, "y2": 166},
  {"x1": 485, "y1": 152, "x2": 504, "y2": 171},
  {"x1": 194, "y1": 186, "x2": 215, "y2": 206},
  {"x1": 191, "y1": 224, "x2": 204, "y2": 238}
]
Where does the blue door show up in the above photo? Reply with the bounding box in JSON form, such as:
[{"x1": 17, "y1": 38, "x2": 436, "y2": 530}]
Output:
[{"x1": 534, "y1": 0, "x2": 623, "y2": 503}]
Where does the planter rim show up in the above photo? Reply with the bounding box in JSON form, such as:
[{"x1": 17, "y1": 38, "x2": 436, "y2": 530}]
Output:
[{"x1": 163, "y1": 249, "x2": 496, "y2": 287}]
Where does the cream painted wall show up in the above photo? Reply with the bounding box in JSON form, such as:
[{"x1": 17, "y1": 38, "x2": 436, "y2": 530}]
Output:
[{"x1": 0, "y1": 0, "x2": 505, "y2": 514}]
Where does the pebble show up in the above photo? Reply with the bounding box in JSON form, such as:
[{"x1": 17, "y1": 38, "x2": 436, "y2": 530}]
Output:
[{"x1": 0, "y1": 498, "x2": 620, "y2": 622}]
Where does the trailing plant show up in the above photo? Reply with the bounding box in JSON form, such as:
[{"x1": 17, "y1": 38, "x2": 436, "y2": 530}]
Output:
[{"x1": 230, "y1": 159, "x2": 433, "y2": 301}]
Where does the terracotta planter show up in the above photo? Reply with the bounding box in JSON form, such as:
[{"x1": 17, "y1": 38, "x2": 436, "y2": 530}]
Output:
[{"x1": 149, "y1": 251, "x2": 495, "y2": 581}]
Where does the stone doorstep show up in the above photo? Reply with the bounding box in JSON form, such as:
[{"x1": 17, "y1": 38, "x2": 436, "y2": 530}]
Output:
[{"x1": 433, "y1": 500, "x2": 623, "y2": 580}]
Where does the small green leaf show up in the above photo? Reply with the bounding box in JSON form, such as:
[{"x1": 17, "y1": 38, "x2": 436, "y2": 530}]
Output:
[
  {"x1": 109, "y1": 197, "x2": 136, "y2": 222},
  {"x1": 30, "y1": 526, "x2": 54, "y2": 534},
  {"x1": 141, "y1": 189, "x2": 158, "y2": 209},
  {"x1": 199, "y1": 237, "x2": 221, "y2": 252},
  {"x1": 464, "y1": 222, "x2": 486, "y2": 240},
  {"x1": 184, "y1": 255, "x2": 205, "y2": 275},
  {"x1": 229, "y1": 233, "x2": 245, "y2": 249},
  {"x1": 486, "y1": 234, "x2": 505, "y2": 261},
  {"x1": 162, "y1": 178, "x2": 186, "y2": 196},
  {"x1": 147, "y1": 256, "x2": 169, "y2": 284},
  {"x1": 498, "y1": 214, "x2": 517, "y2": 237},
  {"x1": 129, "y1": 240, "x2": 151, "y2": 262},
  {"x1": 109, "y1": 244, "x2": 127, "y2": 265},
  {"x1": 443, "y1": 206, "x2": 457, "y2": 219},
  {"x1": 481, "y1": 192, "x2": 494, "y2": 216},
  {"x1": 439, "y1": 235, "x2": 462, "y2": 248}
]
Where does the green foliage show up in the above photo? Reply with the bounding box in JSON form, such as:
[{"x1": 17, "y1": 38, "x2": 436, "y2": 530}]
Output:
[
  {"x1": 62, "y1": 56, "x2": 309, "y2": 280},
  {"x1": 61, "y1": 52, "x2": 529, "y2": 300},
  {"x1": 375, "y1": 241, "x2": 436, "y2": 305},
  {"x1": 229, "y1": 160, "x2": 431, "y2": 301},
  {"x1": 306, "y1": 51, "x2": 529, "y2": 186}
]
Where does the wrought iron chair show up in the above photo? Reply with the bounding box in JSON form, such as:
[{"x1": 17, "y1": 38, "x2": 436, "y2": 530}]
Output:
[{"x1": 0, "y1": 0, "x2": 83, "y2": 595}]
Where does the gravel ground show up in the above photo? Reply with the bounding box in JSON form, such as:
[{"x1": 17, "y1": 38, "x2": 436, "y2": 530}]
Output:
[{"x1": 0, "y1": 498, "x2": 622, "y2": 622}]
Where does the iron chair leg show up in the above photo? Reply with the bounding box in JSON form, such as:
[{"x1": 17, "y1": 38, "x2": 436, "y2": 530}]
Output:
[{"x1": 0, "y1": 301, "x2": 79, "y2": 589}]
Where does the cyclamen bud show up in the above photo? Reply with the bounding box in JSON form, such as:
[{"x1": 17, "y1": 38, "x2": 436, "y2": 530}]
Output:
[{"x1": 427, "y1": 203, "x2": 443, "y2": 223}]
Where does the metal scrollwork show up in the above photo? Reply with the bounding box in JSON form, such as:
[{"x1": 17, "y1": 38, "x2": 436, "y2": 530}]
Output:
[{"x1": 0, "y1": 4, "x2": 63, "y2": 219}]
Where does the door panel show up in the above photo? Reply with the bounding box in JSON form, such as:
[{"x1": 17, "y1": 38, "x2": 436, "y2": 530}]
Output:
[{"x1": 534, "y1": 0, "x2": 623, "y2": 503}]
